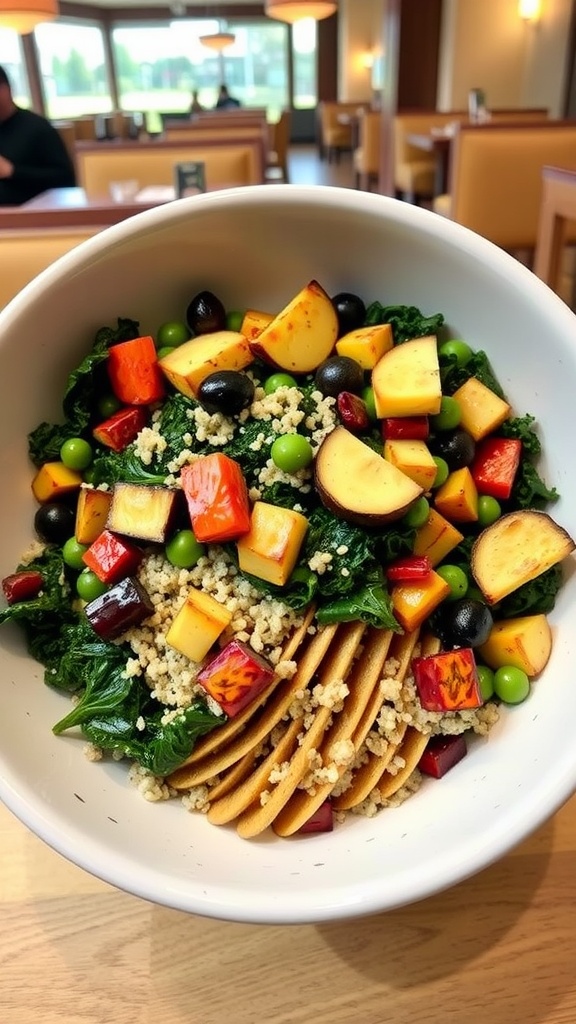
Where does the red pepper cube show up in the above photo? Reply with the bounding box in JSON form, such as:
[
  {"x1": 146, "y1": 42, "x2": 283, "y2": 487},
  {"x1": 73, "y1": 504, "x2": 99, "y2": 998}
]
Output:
[
  {"x1": 296, "y1": 800, "x2": 334, "y2": 834},
  {"x1": 82, "y1": 529, "x2": 143, "y2": 584},
  {"x1": 382, "y1": 416, "x2": 430, "y2": 441},
  {"x1": 107, "y1": 335, "x2": 165, "y2": 405},
  {"x1": 92, "y1": 406, "x2": 148, "y2": 452},
  {"x1": 181, "y1": 453, "x2": 251, "y2": 544},
  {"x1": 412, "y1": 647, "x2": 483, "y2": 712},
  {"x1": 2, "y1": 570, "x2": 44, "y2": 604},
  {"x1": 196, "y1": 638, "x2": 275, "y2": 717},
  {"x1": 418, "y1": 734, "x2": 468, "y2": 778},
  {"x1": 386, "y1": 554, "x2": 432, "y2": 583},
  {"x1": 471, "y1": 436, "x2": 522, "y2": 501}
]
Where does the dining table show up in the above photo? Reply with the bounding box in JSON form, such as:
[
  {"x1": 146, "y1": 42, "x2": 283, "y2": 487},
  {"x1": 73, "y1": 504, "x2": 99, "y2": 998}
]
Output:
[
  {"x1": 2, "y1": 790, "x2": 576, "y2": 1023},
  {"x1": 0, "y1": 186, "x2": 176, "y2": 231}
]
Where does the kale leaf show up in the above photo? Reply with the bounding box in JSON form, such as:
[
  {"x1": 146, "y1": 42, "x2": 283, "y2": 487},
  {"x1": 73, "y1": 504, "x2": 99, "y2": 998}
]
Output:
[
  {"x1": 500, "y1": 413, "x2": 542, "y2": 457},
  {"x1": 440, "y1": 349, "x2": 506, "y2": 398},
  {"x1": 364, "y1": 302, "x2": 444, "y2": 343},
  {"x1": 316, "y1": 571, "x2": 400, "y2": 631},
  {"x1": 90, "y1": 447, "x2": 168, "y2": 485},
  {"x1": 498, "y1": 564, "x2": 563, "y2": 618},
  {"x1": 510, "y1": 460, "x2": 558, "y2": 510},
  {"x1": 0, "y1": 546, "x2": 78, "y2": 669}
]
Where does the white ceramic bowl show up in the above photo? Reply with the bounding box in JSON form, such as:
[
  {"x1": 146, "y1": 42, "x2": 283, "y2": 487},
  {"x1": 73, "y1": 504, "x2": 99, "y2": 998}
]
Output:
[{"x1": 1, "y1": 185, "x2": 575, "y2": 924}]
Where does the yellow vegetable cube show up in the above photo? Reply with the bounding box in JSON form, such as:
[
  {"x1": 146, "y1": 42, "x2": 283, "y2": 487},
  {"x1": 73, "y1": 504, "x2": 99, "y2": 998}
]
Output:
[
  {"x1": 158, "y1": 330, "x2": 252, "y2": 399},
  {"x1": 335, "y1": 324, "x2": 393, "y2": 370},
  {"x1": 32, "y1": 461, "x2": 83, "y2": 503},
  {"x1": 166, "y1": 590, "x2": 233, "y2": 663},
  {"x1": 383, "y1": 438, "x2": 438, "y2": 490},
  {"x1": 240, "y1": 309, "x2": 274, "y2": 341},
  {"x1": 434, "y1": 467, "x2": 479, "y2": 522},
  {"x1": 75, "y1": 486, "x2": 113, "y2": 545},
  {"x1": 372, "y1": 336, "x2": 442, "y2": 418},
  {"x1": 391, "y1": 571, "x2": 452, "y2": 632},
  {"x1": 452, "y1": 377, "x2": 511, "y2": 441},
  {"x1": 478, "y1": 614, "x2": 552, "y2": 676},
  {"x1": 236, "y1": 501, "x2": 308, "y2": 586},
  {"x1": 413, "y1": 508, "x2": 464, "y2": 567}
]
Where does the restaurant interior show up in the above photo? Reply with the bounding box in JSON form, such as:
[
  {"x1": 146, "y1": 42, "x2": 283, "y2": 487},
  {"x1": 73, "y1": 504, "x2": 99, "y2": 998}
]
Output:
[
  {"x1": 1, "y1": 0, "x2": 576, "y2": 307},
  {"x1": 4, "y1": 4, "x2": 576, "y2": 1022}
]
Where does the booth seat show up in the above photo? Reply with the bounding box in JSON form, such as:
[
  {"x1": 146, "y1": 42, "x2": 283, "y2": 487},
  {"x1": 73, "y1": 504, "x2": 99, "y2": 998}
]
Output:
[
  {"x1": 353, "y1": 111, "x2": 382, "y2": 192},
  {"x1": 75, "y1": 139, "x2": 265, "y2": 197},
  {"x1": 431, "y1": 121, "x2": 576, "y2": 258},
  {"x1": 317, "y1": 102, "x2": 370, "y2": 163},
  {"x1": 0, "y1": 227, "x2": 99, "y2": 310}
]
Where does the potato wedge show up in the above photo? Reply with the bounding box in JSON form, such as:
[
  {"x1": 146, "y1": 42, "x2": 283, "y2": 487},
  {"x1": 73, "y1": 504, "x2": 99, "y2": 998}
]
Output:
[
  {"x1": 471, "y1": 509, "x2": 575, "y2": 604},
  {"x1": 372, "y1": 335, "x2": 442, "y2": 417},
  {"x1": 478, "y1": 614, "x2": 553, "y2": 676},
  {"x1": 248, "y1": 280, "x2": 338, "y2": 373}
]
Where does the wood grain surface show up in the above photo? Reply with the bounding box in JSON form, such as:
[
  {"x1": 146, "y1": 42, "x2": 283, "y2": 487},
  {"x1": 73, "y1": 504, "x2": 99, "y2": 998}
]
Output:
[{"x1": 2, "y1": 793, "x2": 576, "y2": 1024}]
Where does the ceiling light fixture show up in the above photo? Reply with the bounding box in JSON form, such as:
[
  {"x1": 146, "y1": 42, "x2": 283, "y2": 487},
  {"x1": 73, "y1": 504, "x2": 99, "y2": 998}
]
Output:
[
  {"x1": 0, "y1": 0, "x2": 58, "y2": 34},
  {"x1": 265, "y1": 0, "x2": 337, "y2": 24},
  {"x1": 518, "y1": 0, "x2": 541, "y2": 22},
  {"x1": 199, "y1": 29, "x2": 236, "y2": 51}
]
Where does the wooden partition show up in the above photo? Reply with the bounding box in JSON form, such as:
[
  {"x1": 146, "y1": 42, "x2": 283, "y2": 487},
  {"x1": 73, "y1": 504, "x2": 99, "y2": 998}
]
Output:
[{"x1": 75, "y1": 138, "x2": 266, "y2": 197}]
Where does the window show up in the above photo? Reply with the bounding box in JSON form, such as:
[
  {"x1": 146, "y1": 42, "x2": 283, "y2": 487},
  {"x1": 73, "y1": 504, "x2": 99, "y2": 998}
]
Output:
[
  {"x1": 292, "y1": 18, "x2": 317, "y2": 110},
  {"x1": 111, "y1": 17, "x2": 291, "y2": 124},
  {"x1": 34, "y1": 19, "x2": 112, "y2": 119},
  {"x1": 0, "y1": 29, "x2": 30, "y2": 106}
]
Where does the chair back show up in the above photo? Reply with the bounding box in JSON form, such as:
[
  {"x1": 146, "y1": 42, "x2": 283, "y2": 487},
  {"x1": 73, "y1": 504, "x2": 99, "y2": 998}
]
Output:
[
  {"x1": 0, "y1": 227, "x2": 99, "y2": 310},
  {"x1": 534, "y1": 165, "x2": 576, "y2": 301},
  {"x1": 446, "y1": 121, "x2": 576, "y2": 251},
  {"x1": 267, "y1": 109, "x2": 291, "y2": 180}
]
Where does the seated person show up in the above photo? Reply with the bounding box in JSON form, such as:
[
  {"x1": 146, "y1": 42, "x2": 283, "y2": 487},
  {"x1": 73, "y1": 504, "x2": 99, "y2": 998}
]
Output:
[
  {"x1": 0, "y1": 64, "x2": 76, "y2": 206},
  {"x1": 215, "y1": 84, "x2": 241, "y2": 110},
  {"x1": 189, "y1": 89, "x2": 204, "y2": 114}
]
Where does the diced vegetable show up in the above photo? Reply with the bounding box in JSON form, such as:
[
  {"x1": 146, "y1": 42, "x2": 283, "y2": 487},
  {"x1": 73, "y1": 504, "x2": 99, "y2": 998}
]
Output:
[
  {"x1": 335, "y1": 323, "x2": 393, "y2": 369},
  {"x1": 84, "y1": 576, "x2": 154, "y2": 640},
  {"x1": 384, "y1": 438, "x2": 438, "y2": 490},
  {"x1": 419, "y1": 734, "x2": 468, "y2": 778},
  {"x1": 336, "y1": 391, "x2": 370, "y2": 432},
  {"x1": 249, "y1": 280, "x2": 338, "y2": 373},
  {"x1": 382, "y1": 416, "x2": 430, "y2": 441},
  {"x1": 195, "y1": 639, "x2": 275, "y2": 716},
  {"x1": 82, "y1": 529, "x2": 143, "y2": 585},
  {"x1": 2, "y1": 570, "x2": 44, "y2": 604},
  {"x1": 75, "y1": 487, "x2": 113, "y2": 545},
  {"x1": 451, "y1": 377, "x2": 511, "y2": 441},
  {"x1": 434, "y1": 466, "x2": 479, "y2": 522},
  {"x1": 471, "y1": 436, "x2": 522, "y2": 501},
  {"x1": 412, "y1": 508, "x2": 464, "y2": 567},
  {"x1": 92, "y1": 406, "x2": 148, "y2": 452},
  {"x1": 412, "y1": 648, "x2": 484, "y2": 711},
  {"x1": 296, "y1": 800, "x2": 334, "y2": 834},
  {"x1": 159, "y1": 330, "x2": 252, "y2": 399},
  {"x1": 106, "y1": 482, "x2": 180, "y2": 544},
  {"x1": 240, "y1": 309, "x2": 274, "y2": 340},
  {"x1": 386, "y1": 555, "x2": 432, "y2": 583},
  {"x1": 31, "y1": 461, "x2": 82, "y2": 503},
  {"x1": 477, "y1": 613, "x2": 552, "y2": 676},
  {"x1": 166, "y1": 589, "x2": 233, "y2": 663},
  {"x1": 391, "y1": 570, "x2": 452, "y2": 632},
  {"x1": 180, "y1": 453, "x2": 251, "y2": 544},
  {"x1": 107, "y1": 335, "x2": 165, "y2": 405},
  {"x1": 372, "y1": 336, "x2": 442, "y2": 418},
  {"x1": 236, "y1": 501, "x2": 309, "y2": 586}
]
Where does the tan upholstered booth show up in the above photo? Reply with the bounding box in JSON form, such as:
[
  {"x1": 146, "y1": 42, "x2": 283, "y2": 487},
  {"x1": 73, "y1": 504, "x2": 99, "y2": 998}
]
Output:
[
  {"x1": 318, "y1": 102, "x2": 369, "y2": 163},
  {"x1": 266, "y1": 109, "x2": 291, "y2": 182},
  {"x1": 353, "y1": 111, "x2": 382, "y2": 192},
  {"x1": 534, "y1": 165, "x2": 576, "y2": 307},
  {"x1": 0, "y1": 227, "x2": 99, "y2": 310},
  {"x1": 432, "y1": 121, "x2": 576, "y2": 256}
]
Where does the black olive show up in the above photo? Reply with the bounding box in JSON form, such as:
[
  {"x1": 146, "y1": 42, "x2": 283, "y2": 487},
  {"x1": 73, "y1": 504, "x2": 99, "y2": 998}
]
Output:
[
  {"x1": 34, "y1": 502, "x2": 75, "y2": 544},
  {"x1": 435, "y1": 598, "x2": 494, "y2": 649},
  {"x1": 430, "y1": 428, "x2": 476, "y2": 470},
  {"x1": 331, "y1": 292, "x2": 366, "y2": 336},
  {"x1": 197, "y1": 370, "x2": 255, "y2": 416},
  {"x1": 186, "y1": 290, "x2": 226, "y2": 335},
  {"x1": 314, "y1": 355, "x2": 364, "y2": 397}
]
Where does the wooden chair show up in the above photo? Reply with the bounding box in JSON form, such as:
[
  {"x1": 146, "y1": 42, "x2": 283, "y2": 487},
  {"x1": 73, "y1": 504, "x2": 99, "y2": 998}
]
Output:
[
  {"x1": 534, "y1": 165, "x2": 576, "y2": 303},
  {"x1": 318, "y1": 102, "x2": 369, "y2": 163},
  {"x1": 353, "y1": 111, "x2": 382, "y2": 192},
  {"x1": 432, "y1": 121, "x2": 576, "y2": 257},
  {"x1": 0, "y1": 227, "x2": 99, "y2": 310},
  {"x1": 266, "y1": 109, "x2": 291, "y2": 182}
]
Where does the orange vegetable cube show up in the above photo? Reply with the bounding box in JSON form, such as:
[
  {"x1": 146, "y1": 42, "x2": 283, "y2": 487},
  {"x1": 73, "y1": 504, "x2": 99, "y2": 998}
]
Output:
[
  {"x1": 107, "y1": 335, "x2": 165, "y2": 405},
  {"x1": 181, "y1": 454, "x2": 251, "y2": 544},
  {"x1": 75, "y1": 487, "x2": 113, "y2": 545},
  {"x1": 412, "y1": 508, "x2": 464, "y2": 567},
  {"x1": 384, "y1": 438, "x2": 438, "y2": 490},
  {"x1": 391, "y1": 570, "x2": 451, "y2": 632},
  {"x1": 32, "y1": 461, "x2": 82, "y2": 503},
  {"x1": 434, "y1": 467, "x2": 478, "y2": 523},
  {"x1": 236, "y1": 501, "x2": 309, "y2": 586},
  {"x1": 166, "y1": 590, "x2": 233, "y2": 663},
  {"x1": 452, "y1": 377, "x2": 511, "y2": 441},
  {"x1": 412, "y1": 648, "x2": 483, "y2": 711}
]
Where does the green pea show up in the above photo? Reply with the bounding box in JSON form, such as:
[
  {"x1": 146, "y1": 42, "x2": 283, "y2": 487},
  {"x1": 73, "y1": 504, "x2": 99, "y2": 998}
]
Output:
[
  {"x1": 436, "y1": 563, "x2": 468, "y2": 600},
  {"x1": 477, "y1": 664, "x2": 495, "y2": 701},
  {"x1": 62, "y1": 536, "x2": 89, "y2": 571},
  {"x1": 361, "y1": 385, "x2": 377, "y2": 422},
  {"x1": 157, "y1": 346, "x2": 176, "y2": 360},
  {"x1": 431, "y1": 396, "x2": 461, "y2": 432},
  {"x1": 165, "y1": 529, "x2": 205, "y2": 569},
  {"x1": 270, "y1": 434, "x2": 314, "y2": 473},
  {"x1": 477, "y1": 495, "x2": 502, "y2": 527},
  {"x1": 76, "y1": 568, "x2": 108, "y2": 602},
  {"x1": 438, "y1": 339, "x2": 473, "y2": 367},
  {"x1": 226, "y1": 310, "x2": 244, "y2": 332},
  {"x1": 432, "y1": 456, "x2": 449, "y2": 488},
  {"x1": 60, "y1": 437, "x2": 93, "y2": 471},
  {"x1": 156, "y1": 320, "x2": 189, "y2": 348},
  {"x1": 493, "y1": 665, "x2": 530, "y2": 704},
  {"x1": 402, "y1": 496, "x2": 430, "y2": 530},
  {"x1": 264, "y1": 373, "x2": 298, "y2": 395},
  {"x1": 97, "y1": 393, "x2": 121, "y2": 419}
]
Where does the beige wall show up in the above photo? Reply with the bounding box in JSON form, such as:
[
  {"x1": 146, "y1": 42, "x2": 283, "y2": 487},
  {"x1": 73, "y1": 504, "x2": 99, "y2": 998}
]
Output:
[
  {"x1": 338, "y1": 0, "x2": 572, "y2": 116},
  {"x1": 437, "y1": 0, "x2": 572, "y2": 117}
]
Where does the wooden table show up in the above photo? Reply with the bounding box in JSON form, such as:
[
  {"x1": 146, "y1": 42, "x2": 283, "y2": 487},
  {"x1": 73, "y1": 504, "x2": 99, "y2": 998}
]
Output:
[
  {"x1": 0, "y1": 186, "x2": 175, "y2": 230},
  {"x1": 2, "y1": 792, "x2": 576, "y2": 1023},
  {"x1": 407, "y1": 131, "x2": 454, "y2": 196}
]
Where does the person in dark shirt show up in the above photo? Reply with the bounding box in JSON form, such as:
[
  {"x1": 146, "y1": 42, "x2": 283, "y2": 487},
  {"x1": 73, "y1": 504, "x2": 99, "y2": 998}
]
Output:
[
  {"x1": 215, "y1": 84, "x2": 241, "y2": 110},
  {"x1": 0, "y1": 64, "x2": 76, "y2": 206}
]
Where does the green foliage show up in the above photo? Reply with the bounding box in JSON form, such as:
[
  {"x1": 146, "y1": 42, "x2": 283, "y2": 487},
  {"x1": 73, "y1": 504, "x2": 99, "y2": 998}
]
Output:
[
  {"x1": 440, "y1": 349, "x2": 505, "y2": 398},
  {"x1": 0, "y1": 546, "x2": 78, "y2": 669},
  {"x1": 364, "y1": 302, "x2": 444, "y2": 343}
]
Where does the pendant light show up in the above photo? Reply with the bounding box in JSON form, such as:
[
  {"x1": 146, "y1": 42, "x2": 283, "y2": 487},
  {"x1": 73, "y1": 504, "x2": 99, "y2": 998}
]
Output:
[
  {"x1": 0, "y1": 0, "x2": 58, "y2": 34},
  {"x1": 265, "y1": 0, "x2": 337, "y2": 23}
]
